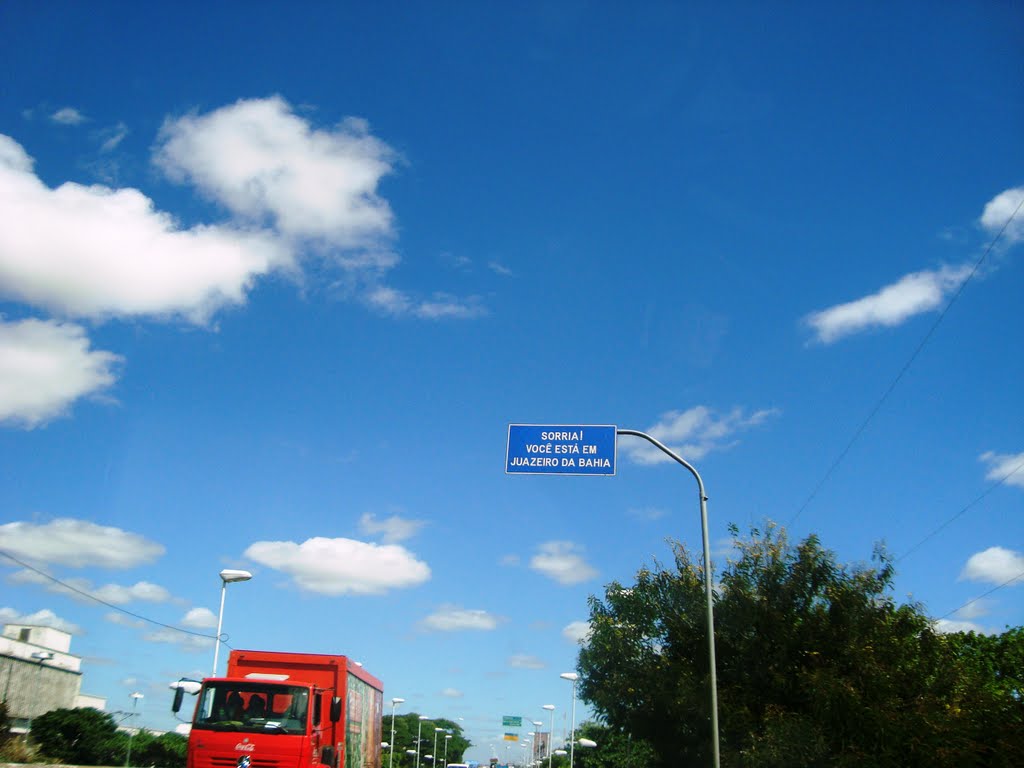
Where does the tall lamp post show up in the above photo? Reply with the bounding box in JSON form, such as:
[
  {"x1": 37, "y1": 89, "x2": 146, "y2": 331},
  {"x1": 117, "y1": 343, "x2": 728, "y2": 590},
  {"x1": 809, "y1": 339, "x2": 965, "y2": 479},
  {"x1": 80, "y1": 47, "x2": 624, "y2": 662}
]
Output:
[
  {"x1": 616, "y1": 428, "x2": 720, "y2": 768},
  {"x1": 416, "y1": 716, "x2": 430, "y2": 768},
  {"x1": 125, "y1": 692, "x2": 144, "y2": 767},
  {"x1": 531, "y1": 721, "x2": 543, "y2": 764},
  {"x1": 389, "y1": 698, "x2": 405, "y2": 768},
  {"x1": 559, "y1": 673, "x2": 578, "y2": 768},
  {"x1": 541, "y1": 705, "x2": 555, "y2": 768},
  {"x1": 443, "y1": 733, "x2": 451, "y2": 768},
  {"x1": 212, "y1": 569, "x2": 252, "y2": 676},
  {"x1": 433, "y1": 727, "x2": 444, "y2": 768}
]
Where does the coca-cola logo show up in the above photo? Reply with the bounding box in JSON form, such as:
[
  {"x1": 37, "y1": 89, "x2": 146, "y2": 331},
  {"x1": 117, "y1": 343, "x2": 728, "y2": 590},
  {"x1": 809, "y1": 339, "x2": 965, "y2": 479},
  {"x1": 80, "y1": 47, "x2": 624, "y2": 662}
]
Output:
[{"x1": 235, "y1": 742, "x2": 256, "y2": 753}]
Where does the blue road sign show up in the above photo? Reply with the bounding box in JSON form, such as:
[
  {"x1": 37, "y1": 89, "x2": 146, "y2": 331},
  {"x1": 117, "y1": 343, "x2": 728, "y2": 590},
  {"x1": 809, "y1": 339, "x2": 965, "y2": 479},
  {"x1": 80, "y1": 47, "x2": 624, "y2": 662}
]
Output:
[{"x1": 506, "y1": 424, "x2": 617, "y2": 475}]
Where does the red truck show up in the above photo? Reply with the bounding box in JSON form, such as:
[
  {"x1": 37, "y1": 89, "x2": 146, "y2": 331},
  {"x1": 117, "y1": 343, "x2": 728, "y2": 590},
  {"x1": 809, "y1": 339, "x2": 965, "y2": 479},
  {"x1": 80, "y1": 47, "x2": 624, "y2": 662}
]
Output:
[{"x1": 173, "y1": 650, "x2": 383, "y2": 768}]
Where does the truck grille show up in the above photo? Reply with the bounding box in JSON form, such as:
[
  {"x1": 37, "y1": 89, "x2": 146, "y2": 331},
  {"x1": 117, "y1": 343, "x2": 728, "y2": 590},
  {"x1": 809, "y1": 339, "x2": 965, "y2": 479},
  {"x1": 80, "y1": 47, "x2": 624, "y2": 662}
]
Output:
[{"x1": 204, "y1": 757, "x2": 291, "y2": 768}]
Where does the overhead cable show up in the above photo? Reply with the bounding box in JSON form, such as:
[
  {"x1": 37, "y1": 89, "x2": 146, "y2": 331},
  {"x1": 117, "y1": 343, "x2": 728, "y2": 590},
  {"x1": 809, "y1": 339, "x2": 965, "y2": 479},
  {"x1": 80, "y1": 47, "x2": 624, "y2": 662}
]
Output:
[
  {"x1": 790, "y1": 194, "x2": 1024, "y2": 525},
  {"x1": 0, "y1": 547, "x2": 216, "y2": 640}
]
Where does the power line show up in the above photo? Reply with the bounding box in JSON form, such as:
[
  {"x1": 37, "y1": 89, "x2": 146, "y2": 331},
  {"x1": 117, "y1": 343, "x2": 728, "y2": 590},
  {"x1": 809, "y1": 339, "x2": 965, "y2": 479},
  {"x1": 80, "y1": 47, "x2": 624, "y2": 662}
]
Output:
[
  {"x1": 0, "y1": 547, "x2": 216, "y2": 640},
  {"x1": 938, "y1": 569, "x2": 1024, "y2": 622},
  {"x1": 897, "y1": 460, "x2": 1024, "y2": 563},
  {"x1": 790, "y1": 193, "x2": 1024, "y2": 525}
]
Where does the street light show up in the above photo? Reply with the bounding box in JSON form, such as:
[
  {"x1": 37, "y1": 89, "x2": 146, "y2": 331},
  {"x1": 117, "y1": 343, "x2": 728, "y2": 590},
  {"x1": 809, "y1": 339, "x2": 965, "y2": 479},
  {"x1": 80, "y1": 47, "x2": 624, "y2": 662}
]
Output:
[
  {"x1": 212, "y1": 569, "x2": 252, "y2": 676},
  {"x1": 416, "y1": 716, "x2": 431, "y2": 768},
  {"x1": 531, "y1": 722, "x2": 542, "y2": 763},
  {"x1": 389, "y1": 698, "x2": 405, "y2": 768},
  {"x1": 541, "y1": 705, "x2": 555, "y2": 768},
  {"x1": 616, "y1": 428, "x2": 721, "y2": 767},
  {"x1": 559, "y1": 673, "x2": 578, "y2": 768},
  {"x1": 444, "y1": 733, "x2": 452, "y2": 768},
  {"x1": 433, "y1": 727, "x2": 444, "y2": 767},
  {"x1": 125, "y1": 692, "x2": 144, "y2": 767}
]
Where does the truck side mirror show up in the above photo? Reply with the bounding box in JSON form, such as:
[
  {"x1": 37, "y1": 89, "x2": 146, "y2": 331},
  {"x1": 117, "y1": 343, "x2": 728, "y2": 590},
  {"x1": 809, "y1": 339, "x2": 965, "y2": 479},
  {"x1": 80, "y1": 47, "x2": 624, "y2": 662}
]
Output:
[
  {"x1": 172, "y1": 688, "x2": 184, "y2": 713},
  {"x1": 313, "y1": 695, "x2": 322, "y2": 726},
  {"x1": 330, "y1": 697, "x2": 342, "y2": 723}
]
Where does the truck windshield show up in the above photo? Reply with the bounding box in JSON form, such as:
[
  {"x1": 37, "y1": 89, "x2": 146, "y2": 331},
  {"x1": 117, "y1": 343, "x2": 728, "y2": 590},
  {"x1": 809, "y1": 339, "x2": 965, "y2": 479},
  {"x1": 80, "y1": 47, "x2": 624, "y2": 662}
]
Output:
[{"x1": 193, "y1": 682, "x2": 309, "y2": 735}]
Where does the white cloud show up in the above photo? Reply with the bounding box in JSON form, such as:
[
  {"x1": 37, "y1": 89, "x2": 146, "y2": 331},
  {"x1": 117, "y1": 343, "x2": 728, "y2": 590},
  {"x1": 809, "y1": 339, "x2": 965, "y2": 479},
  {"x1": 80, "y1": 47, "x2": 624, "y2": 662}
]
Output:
[
  {"x1": 155, "y1": 96, "x2": 395, "y2": 249},
  {"x1": 364, "y1": 285, "x2": 486, "y2": 319},
  {"x1": 500, "y1": 554, "x2": 520, "y2": 567},
  {"x1": 529, "y1": 541, "x2": 598, "y2": 585},
  {"x1": 951, "y1": 599, "x2": 990, "y2": 621},
  {"x1": 622, "y1": 405, "x2": 779, "y2": 465},
  {"x1": 627, "y1": 506, "x2": 667, "y2": 521},
  {"x1": 97, "y1": 122, "x2": 129, "y2": 153},
  {"x1": 151, "y1": 99, "x2": 487, "y2": 318},
  {"x1": 959, "y1": 547, "x2": 1024, "y2": 586},
  {"x1": 934, "y1": 618, "x2": 986, "y2": 635},
  {"x1": 980, "y1": 186, "x2": 1024, "y2": 244},
  {"x1": 359, "y1": 512, "x2": 426, "y2": 544},
  {"x1": 804, "y1": 265, "x2": 971, "y2": 344},
  {"x1": 143, "y1": 628, "x2": 214, "y2": 651},
  {"x1": 441, "y1": 687, "x2": 464, "y2": 698},
  {"x1": 0, "y1": 606, "x2": 81, "y2": 634},
  {"x1": 0, "y1": 318, "x2": 120, "y2": 427},
  {"x1": 562, "y1": 621, "x2": 591, "y2": 644},
  {"x1": 0, "y1": 133, "x2": 290, "y2": 322},
  {"x1": 0, "y1": 518, "x2": 164, "y2": 568},
  {"x1": 51, "y1": 107, "x2": 86, "y2": 125},
  {"x1": 104, "y1": 612, "x2": 145, "y2": 628},
  {"x1": 91, "y1": 581, "x2": 172, "y2": 605},
  {"x1": 420, "y1": 605, "x2": 501, "y2": 632},
  {"x1": 7, "y1": 570, "x2": 174, "y2": 607},
  {"x1": 244, "y1": 536, "x2": 430, "y2": 595},
  {"x1": 979, "y1": 450, "x2": 1024, "y2": 489},
  {"x1": 181, "y1": 607, "x2": 218, "y2": 629},
  {"x1": 508, "y1": 654, "x2": 545, "y2": 670}
]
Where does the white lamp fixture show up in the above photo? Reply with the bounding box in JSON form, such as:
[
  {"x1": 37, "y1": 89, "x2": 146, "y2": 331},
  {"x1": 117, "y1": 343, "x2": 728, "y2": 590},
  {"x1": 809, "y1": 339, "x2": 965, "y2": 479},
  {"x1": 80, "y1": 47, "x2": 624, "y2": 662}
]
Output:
[{"x1": 212, "y1": 569, "x2": 252, "y2": 676}]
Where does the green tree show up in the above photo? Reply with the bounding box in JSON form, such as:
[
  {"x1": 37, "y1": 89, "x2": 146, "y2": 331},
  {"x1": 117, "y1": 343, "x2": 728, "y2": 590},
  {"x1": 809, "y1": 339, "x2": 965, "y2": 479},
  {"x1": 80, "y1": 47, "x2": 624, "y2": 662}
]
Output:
[
  {"x1": 383, "y1": 713, "x2": 471, "y2": 768},
  {"x1": 577, "y1": 522, "x2": 1024, "y2": 768},
  {"x1": 136, "y1": 731, "x2": 188, "y2": 768},
  {"x1": 30, "y1": 706, "x2": 120, "y2": 765},
  {"x1": 568, "y1": 721, "x2": 656, "y2": 768}
]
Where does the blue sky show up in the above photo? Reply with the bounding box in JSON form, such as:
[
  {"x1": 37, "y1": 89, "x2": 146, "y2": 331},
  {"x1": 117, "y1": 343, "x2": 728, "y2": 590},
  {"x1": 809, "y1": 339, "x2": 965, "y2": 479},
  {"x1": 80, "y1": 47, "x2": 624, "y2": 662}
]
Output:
[{"x1": 0, "y1": 2, "x2": 1021, "y2": 762}]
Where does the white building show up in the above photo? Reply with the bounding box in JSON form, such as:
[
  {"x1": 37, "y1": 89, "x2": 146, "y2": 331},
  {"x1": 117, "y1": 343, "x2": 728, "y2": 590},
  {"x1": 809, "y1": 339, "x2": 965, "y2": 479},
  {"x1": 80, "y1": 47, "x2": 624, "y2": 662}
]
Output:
[{"x1": 0, "y1": 623, "x2": 107, "y2": 731}]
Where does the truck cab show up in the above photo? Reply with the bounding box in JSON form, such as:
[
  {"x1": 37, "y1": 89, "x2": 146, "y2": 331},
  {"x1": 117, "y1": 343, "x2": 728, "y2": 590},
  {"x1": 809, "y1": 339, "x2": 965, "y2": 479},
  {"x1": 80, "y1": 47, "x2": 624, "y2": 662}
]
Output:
[{"x1": 173, "y1": 650, "x2": 382, "y2": 768}]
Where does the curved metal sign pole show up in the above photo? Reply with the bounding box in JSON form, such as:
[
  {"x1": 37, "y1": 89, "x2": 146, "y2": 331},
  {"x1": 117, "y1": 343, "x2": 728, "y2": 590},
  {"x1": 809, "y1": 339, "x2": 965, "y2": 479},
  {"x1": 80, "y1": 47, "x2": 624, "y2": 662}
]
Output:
[{"x1": 617, "y1": 429, "x2": 721, "y2": 768}]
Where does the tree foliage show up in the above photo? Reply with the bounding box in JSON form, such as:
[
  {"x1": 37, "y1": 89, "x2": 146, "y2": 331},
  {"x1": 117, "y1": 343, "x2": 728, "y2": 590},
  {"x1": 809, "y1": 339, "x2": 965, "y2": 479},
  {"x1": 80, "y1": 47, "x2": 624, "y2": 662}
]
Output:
[
  {"x1": 568, "y1": 721, "x2": 657, "y2": 768},
  {"x1": 382, "y1": 713, "x2": 471, "y2": 768},
  {"x1": 30, "y1": 706, "x2": 120, "y2": 765},
  {"x1": 28, "y1": 707, "x2": 187, "y2": 767},
  {"x1": 577, "y1": 523, "x2": 1024, "y2": 768}
]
